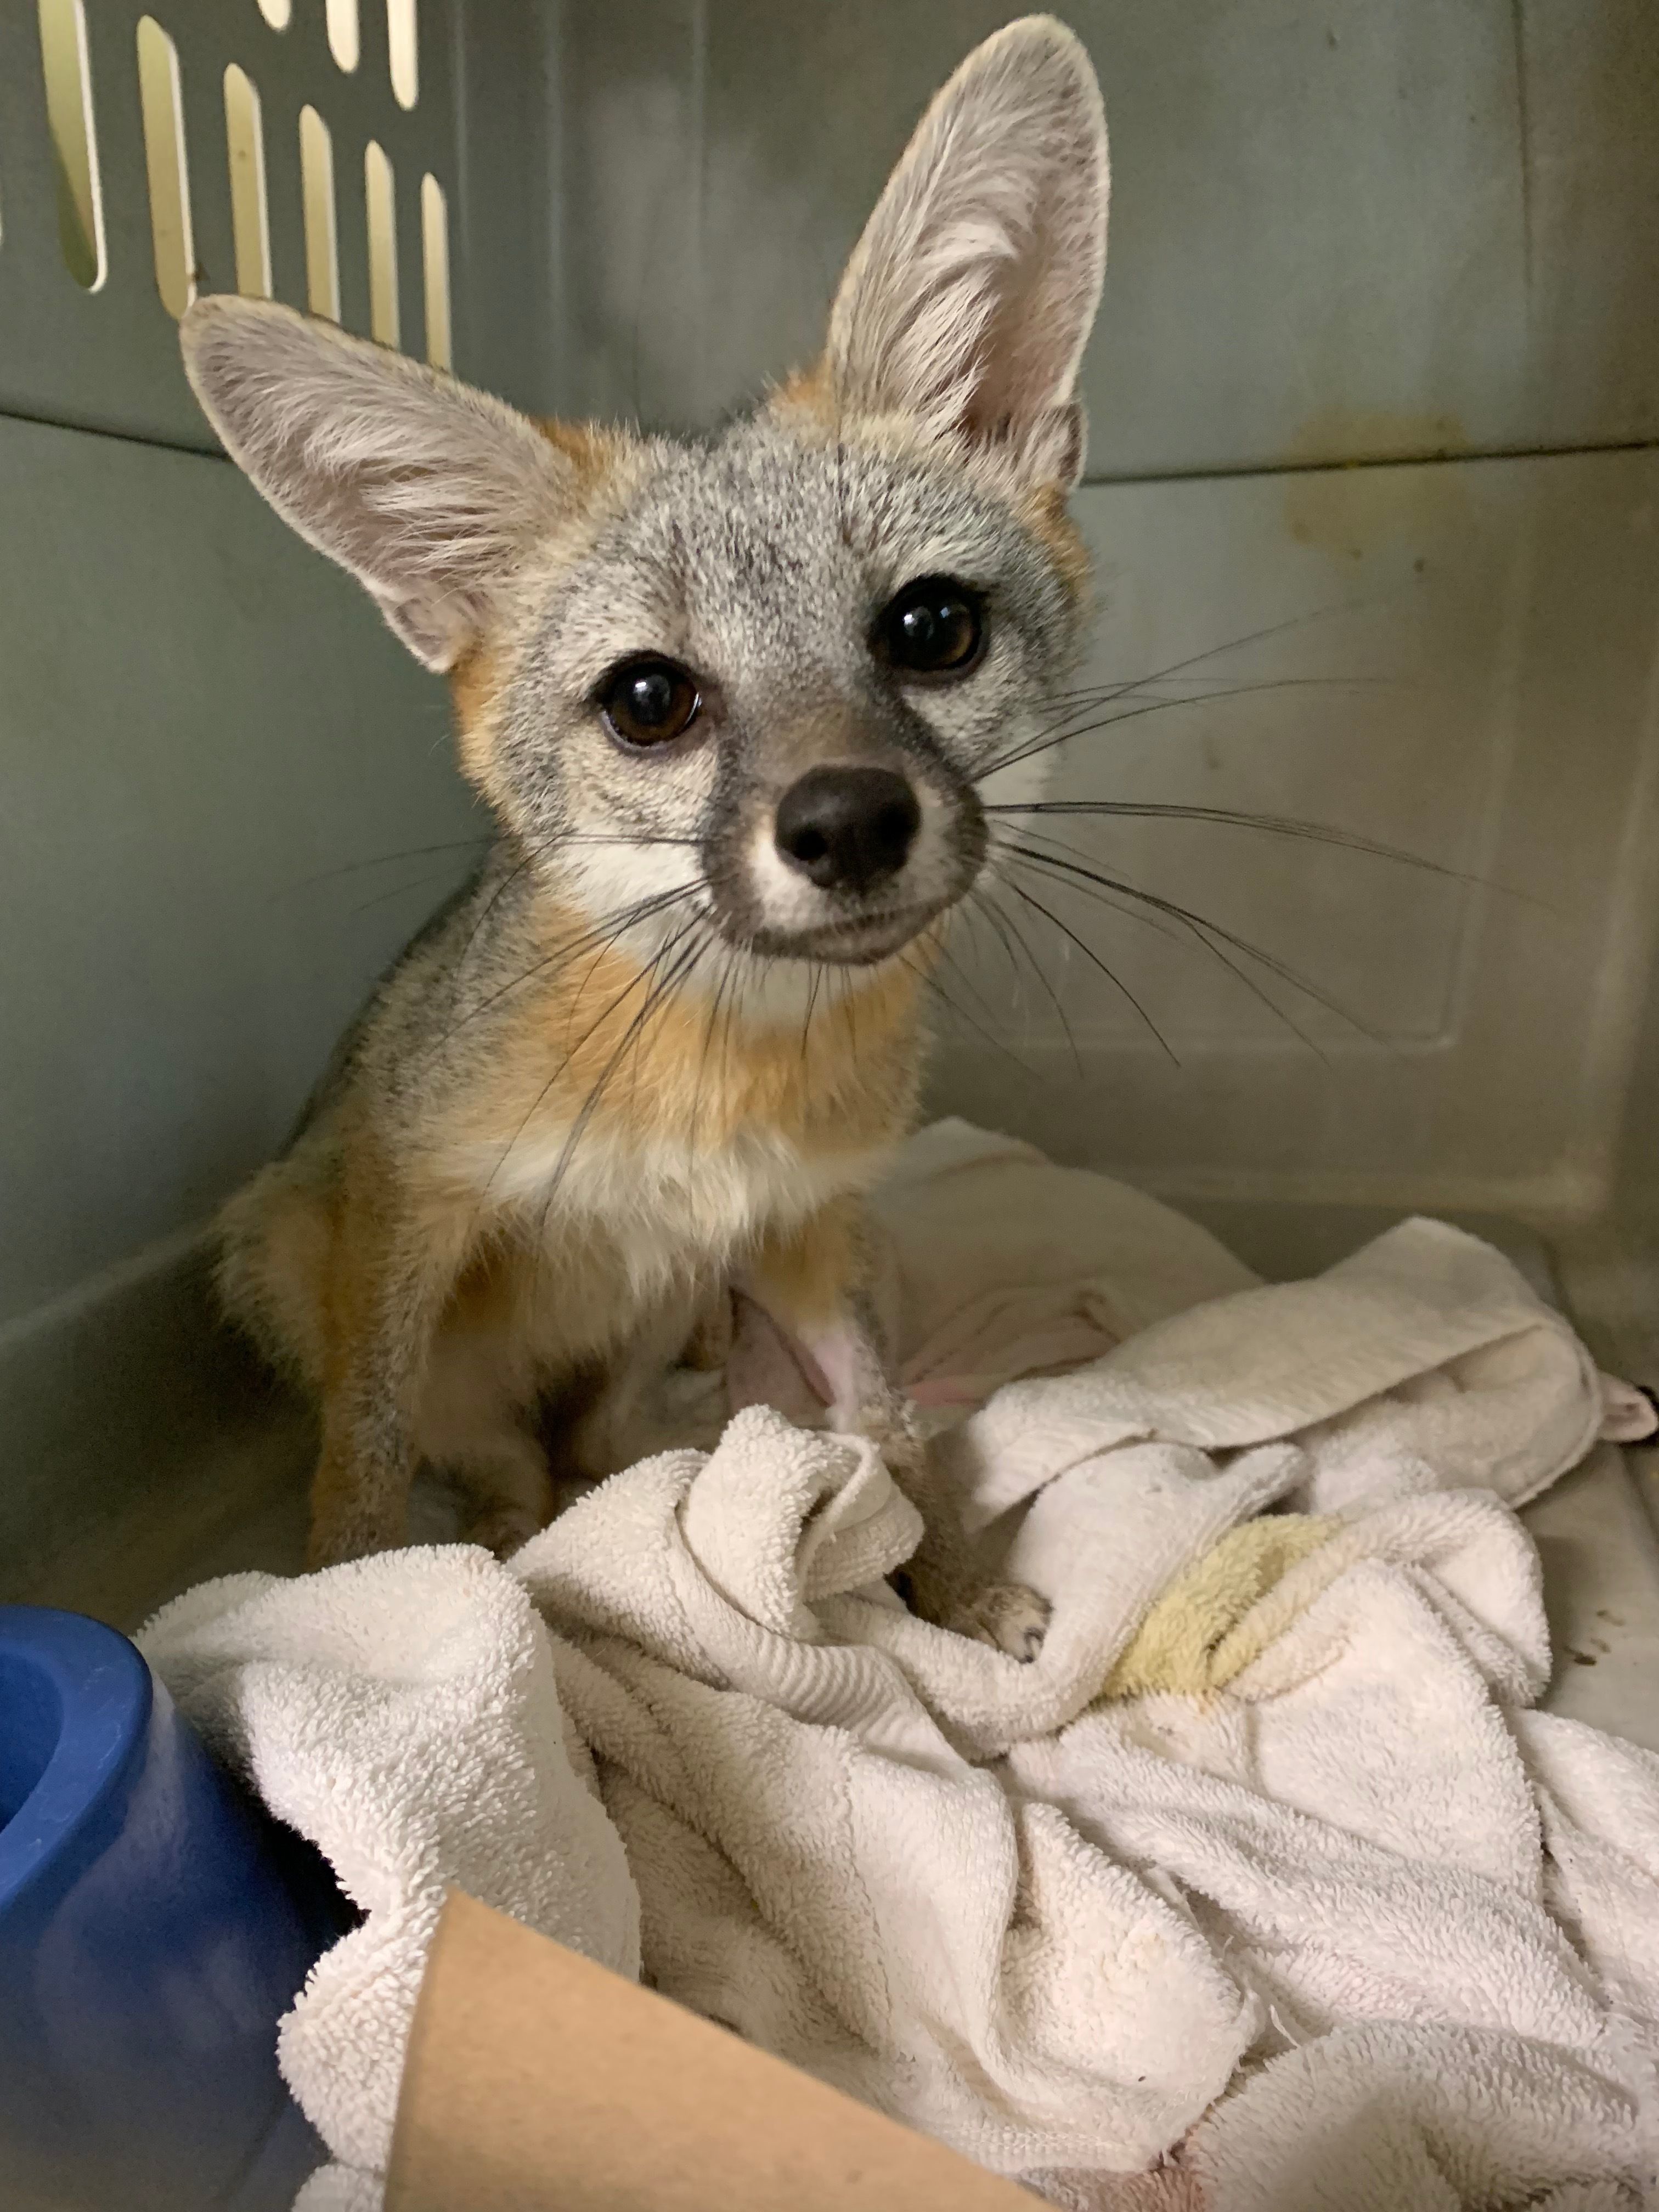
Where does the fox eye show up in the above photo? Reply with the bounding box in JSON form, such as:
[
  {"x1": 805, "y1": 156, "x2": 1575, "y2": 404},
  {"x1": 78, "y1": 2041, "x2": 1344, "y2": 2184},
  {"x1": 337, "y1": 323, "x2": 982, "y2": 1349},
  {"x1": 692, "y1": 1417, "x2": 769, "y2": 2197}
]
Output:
[
  {"x1": 598, "y1": 656, "x2": 702, "y2": 749},
  {"x1": 878, "y1": 575, "x2": 985, "y2": 678}
]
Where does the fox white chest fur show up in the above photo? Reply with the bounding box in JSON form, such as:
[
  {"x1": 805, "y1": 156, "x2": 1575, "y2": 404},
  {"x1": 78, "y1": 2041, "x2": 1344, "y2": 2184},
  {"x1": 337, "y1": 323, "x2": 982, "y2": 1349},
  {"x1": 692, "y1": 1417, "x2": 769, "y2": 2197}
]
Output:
[
  {"x1": 188, "y1": 16, "x2": 1108, "y2": 1657},
  {"x1": 472, "y1": 1121, "x2": 885, "y2": 1286}
]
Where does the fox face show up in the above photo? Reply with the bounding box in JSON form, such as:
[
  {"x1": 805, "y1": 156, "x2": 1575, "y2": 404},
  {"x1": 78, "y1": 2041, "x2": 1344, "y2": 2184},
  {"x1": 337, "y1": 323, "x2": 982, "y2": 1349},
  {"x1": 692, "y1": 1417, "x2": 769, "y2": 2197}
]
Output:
[
  {"x1": 180, "y1": 15, "x2": 1108, "y2": 1006},
  {"x1": 480, "y1": 418, "x2": 1087, "y2": 980}
]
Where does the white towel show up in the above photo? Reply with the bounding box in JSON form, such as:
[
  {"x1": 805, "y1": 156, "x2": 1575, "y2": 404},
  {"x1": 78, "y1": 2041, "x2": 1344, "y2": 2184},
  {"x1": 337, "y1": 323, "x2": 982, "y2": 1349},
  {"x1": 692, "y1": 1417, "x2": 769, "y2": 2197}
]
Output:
[
  {"x1": 139, "y1": 1122, "x2": 1659, "y2": 2211},
  {"x1": 138, "y1": 1548, "x2": 639, "y2": 2181}
]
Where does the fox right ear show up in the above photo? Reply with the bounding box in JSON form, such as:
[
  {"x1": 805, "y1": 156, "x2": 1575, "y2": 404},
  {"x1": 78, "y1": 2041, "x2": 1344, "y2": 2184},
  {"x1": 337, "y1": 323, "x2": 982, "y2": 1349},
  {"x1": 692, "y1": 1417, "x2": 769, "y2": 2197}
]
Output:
[
  {"x1": 826, "y1": 15, "x2": 1109, "y2": 492},
  {"x1": 180, "y1": 297, "x2": 574, "y2": 672}
]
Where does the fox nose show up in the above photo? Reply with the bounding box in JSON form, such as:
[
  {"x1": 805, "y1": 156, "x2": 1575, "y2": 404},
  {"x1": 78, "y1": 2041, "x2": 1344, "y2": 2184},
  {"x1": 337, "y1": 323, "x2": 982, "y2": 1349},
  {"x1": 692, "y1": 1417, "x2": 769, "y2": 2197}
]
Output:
[{"x1": 774, "y1": 766, "x2": 922, "y2": 894}]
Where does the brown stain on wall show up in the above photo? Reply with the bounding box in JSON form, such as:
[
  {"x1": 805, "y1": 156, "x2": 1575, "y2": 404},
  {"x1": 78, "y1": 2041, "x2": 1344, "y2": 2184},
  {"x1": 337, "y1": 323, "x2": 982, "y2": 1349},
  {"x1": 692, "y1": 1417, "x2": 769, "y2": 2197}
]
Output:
[
  {"x1": 1285, "y1": 406, "x2": 1469, "y2": 471},
  {"x1": 1282, "y1": 408, "x2": 1471, "y2": 566}
]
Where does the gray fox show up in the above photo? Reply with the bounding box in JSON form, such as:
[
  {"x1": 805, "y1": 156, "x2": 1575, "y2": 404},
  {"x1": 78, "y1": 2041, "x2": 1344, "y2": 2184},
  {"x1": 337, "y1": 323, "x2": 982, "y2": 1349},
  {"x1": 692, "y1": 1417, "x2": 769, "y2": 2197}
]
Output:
[{"x1": 180, "y1": 15, "x2": 1108, "y2": 1655}]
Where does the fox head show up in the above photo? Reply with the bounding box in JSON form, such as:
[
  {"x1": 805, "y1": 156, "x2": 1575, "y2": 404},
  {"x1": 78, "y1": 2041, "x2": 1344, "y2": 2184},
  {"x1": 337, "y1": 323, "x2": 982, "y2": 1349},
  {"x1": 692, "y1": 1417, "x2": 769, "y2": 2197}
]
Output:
[{"x1": 182, "y1": 17, "x2": 1108, "y2": 992}]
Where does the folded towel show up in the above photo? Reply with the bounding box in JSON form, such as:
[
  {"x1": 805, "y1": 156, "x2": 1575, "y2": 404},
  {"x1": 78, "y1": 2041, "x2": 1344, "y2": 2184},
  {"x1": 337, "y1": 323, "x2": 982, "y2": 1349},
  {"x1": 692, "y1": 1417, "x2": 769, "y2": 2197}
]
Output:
[
  {"x1": 139, "y1": 1122, "x2": 1659, "y2": 2210},
  {"x1": 1097, "y1": 1513, "x2": 1339, "y2": 1702},
  {"x1": 139, "y1": 1549, "x2": 639, "y2": 2180},
  {"x1": 1179, "y1": 2019, "x2": 1654, "y2": 2212},
  {"x1": 1035, "y1": 2021, "x2": 1653, "y2": 2212}
]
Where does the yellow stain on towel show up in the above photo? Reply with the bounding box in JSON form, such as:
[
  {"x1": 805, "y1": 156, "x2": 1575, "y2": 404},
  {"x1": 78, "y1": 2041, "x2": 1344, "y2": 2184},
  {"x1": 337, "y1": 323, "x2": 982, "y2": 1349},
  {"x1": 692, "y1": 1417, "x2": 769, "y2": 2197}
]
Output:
[{"x1": 1100, "y1": 1516, "x2": 1339, "y2": 1702}]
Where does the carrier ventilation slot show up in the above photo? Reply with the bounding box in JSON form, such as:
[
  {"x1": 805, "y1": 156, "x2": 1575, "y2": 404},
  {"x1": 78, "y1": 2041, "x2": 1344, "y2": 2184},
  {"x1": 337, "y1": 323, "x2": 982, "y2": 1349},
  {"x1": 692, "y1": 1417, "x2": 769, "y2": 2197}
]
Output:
[
  {"x1": 365, "y1": 139, "x2": 398, "y2": 347},
  {"x1": 388, "y1": 0, "x2": 418, "y2": 109},
  {"x1": 299, "y1": 103, "x2": 340, "y2": 321},
  {"x1": 420, "y1": 172, "x2": 450, "y2": 370},
  {"x1": 136, "y1": 16, "x2": 194, "y2": 319},
  {"x1": 37, "y1": 0, "x2": 106, "y2": 291},
  {"x1": 326, "y1": 0, "x2": 360, "y2": 75},
  {"x1": 224, "y1": 65, "x2": 272, "y2": 300}
]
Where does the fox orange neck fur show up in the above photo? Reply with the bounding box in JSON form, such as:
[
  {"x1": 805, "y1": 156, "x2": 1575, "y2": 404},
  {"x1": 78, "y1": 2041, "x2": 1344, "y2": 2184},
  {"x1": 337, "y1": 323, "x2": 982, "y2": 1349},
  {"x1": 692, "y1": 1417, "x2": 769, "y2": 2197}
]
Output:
[{"x1": 466, "y1": 890, "x2": 932, "y2": 1161}]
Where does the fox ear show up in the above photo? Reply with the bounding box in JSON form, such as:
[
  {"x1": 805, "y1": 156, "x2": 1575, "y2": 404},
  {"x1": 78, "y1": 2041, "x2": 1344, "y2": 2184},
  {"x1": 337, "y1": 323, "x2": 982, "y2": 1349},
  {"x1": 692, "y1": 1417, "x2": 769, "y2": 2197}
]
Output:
[
  {"x1": 826, "y1": 15, "x2": 1108, "y2": 491},
  {"x1": 180, "y1": 297, "x2": 574, "y2": 671}
]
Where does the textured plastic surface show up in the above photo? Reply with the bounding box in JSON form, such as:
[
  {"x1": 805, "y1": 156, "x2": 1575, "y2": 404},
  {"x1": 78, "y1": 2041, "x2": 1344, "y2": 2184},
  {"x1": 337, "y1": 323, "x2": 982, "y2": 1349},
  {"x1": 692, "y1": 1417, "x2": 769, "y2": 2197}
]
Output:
[
  {"x1": 0, "y1": 1606, "x2": 343, "y2": 2212},
  {"x1": 0, "y1": 0, "x2": 462, "y2": 448}
]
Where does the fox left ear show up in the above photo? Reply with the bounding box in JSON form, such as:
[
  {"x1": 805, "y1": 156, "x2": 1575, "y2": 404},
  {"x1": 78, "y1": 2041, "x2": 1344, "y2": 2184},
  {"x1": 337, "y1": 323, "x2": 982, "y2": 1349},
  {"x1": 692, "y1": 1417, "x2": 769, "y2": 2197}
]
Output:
[
  {"x1": 825, "y1": 15, "x2": 1109, "y2": 493},
  {"x1": 179, "y1": 296, "x2": 578, "y2": 672}
]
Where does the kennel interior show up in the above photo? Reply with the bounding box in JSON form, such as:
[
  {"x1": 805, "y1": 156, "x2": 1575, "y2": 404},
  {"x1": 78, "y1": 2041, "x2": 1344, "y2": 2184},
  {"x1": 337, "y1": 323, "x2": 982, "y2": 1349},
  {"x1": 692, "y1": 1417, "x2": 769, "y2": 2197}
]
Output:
[{"x1": 2, "y1": 0, "x2": 1657, "y2": 1746}]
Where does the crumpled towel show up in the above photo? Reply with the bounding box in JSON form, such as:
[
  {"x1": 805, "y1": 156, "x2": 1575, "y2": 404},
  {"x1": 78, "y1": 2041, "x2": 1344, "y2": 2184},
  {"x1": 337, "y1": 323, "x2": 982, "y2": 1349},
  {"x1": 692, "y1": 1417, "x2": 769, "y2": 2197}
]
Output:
[
  {"x1": 1098, "y1": 1513, "x2": 1339, "y2": 1702},
  {"x1": 139, "y1": 1121, "x2": 1659, "y2": 2211},
  {"x1": 139, "y1": 1547, "x2": 639, "y2": 2181}
]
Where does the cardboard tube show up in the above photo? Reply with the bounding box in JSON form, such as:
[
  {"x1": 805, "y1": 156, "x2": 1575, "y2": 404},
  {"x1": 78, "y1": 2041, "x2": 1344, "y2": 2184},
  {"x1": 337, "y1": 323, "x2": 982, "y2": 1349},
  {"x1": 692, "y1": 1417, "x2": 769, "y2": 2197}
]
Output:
[{"x1": 386, "y1": 1890, "x2": 1043, "y2": 2211}]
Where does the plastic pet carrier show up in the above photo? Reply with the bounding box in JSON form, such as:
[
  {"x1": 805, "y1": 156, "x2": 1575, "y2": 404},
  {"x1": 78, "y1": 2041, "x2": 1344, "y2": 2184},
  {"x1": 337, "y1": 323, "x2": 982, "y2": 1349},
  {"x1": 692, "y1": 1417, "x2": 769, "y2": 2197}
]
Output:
[{"x1": 1, "y1": 0, "x2": 1657, "y2": 2197}]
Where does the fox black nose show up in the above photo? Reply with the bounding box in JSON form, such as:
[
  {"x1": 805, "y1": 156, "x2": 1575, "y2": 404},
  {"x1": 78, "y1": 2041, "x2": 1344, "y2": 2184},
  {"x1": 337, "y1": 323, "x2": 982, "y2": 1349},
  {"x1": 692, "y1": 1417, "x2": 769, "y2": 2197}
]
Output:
[{"x1": 774, "y1": 766, "x2": 921, "y2": 893}]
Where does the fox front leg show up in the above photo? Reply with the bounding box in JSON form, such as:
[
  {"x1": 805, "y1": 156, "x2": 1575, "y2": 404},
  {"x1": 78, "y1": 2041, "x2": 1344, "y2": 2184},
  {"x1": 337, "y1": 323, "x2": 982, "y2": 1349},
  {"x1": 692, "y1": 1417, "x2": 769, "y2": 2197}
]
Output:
[
  {"x1": 306, "y1": 1196, "x2": 470, "y2": 1568},
  {"x1": 735, "y1": 1199, "x2": 1050, "y2": 1660}
]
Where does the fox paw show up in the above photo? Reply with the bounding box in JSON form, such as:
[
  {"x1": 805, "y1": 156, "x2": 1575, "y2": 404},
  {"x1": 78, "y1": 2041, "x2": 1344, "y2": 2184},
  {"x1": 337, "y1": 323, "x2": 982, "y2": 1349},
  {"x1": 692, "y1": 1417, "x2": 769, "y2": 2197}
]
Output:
[
  {"x1": 462, "y1": 1504, "x2": 544, "y2": 1560},
  {"x1": 952, "y1": 1581, "x2": 1051, "y2": 1662},
  {"x1": 872, "y1": 1420, "x2": 927, "y2": 1487}
]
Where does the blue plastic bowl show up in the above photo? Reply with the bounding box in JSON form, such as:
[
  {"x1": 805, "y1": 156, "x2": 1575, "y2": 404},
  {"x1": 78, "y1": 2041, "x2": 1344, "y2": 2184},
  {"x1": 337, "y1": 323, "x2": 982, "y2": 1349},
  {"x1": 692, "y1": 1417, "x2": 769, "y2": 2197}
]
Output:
[{"x1": 0, "y1": 1606, "x2": 353, "y2": 2211}]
